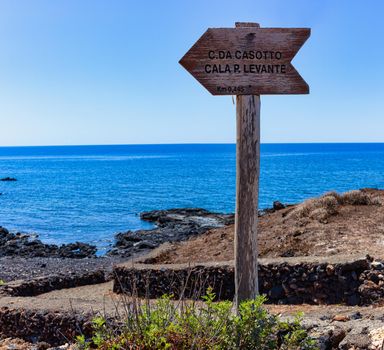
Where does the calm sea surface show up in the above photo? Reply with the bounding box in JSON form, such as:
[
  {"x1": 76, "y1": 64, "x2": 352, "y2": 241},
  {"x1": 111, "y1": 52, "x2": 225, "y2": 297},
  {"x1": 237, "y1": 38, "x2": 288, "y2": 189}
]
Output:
[{"x1": 0, "y1": 143, "x2": 383, "y2": 253}]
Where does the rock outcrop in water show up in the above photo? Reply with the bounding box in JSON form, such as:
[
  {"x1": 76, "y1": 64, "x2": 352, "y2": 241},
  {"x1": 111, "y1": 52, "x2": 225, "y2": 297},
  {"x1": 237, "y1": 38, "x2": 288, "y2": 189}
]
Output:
[
  {"x1": 0, "y1": 208, "x2": 234, "y2": 259},
  {"x1": 0, "y1": 177, "x2": 17, "y2": 181},
  {"x1": 0, "y1": 227, "x2": 96, "y2": 258},
  {"x1": 108, "y1": 208, "x2": 234, "y2": 257}
]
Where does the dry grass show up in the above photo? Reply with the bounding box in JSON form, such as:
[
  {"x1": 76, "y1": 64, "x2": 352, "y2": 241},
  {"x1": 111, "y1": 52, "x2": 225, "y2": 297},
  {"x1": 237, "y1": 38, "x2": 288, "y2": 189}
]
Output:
[
  {"x1": 288, "y1": 190, "x2": 382, "y2": 223},
  {"x1": 340, "y1": 190, "x2": 371, "y2": 205},
  {"x1": 289, "y1": 194, "x2": 339, "y2": 223},
  {"x1": 369, "y1": 196, "x2": 384, "y2": 206},
  {"x1": 339, "y1": 190, "x2": 384, "y2": 206}
]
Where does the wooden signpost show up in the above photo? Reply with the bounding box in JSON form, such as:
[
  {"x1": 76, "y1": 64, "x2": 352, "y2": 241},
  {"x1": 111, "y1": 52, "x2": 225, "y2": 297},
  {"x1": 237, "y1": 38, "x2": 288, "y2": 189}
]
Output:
[{"x1": 179, "y1": 22, "x2": 310, "y2": 306}]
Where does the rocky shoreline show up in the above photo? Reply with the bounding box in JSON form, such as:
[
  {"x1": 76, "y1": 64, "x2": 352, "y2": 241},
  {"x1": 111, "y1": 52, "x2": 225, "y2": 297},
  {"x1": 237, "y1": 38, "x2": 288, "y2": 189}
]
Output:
[
  {"x1": 108, "y1": 208, "x2": 234, "y2": 257},
  {"x1": 0, "y1": 208, "x2": 234, "y2": 284},
  {"x1": 0, "y1": 208, "x2": 233, "y2": 260},
  {"x1": 0, "y1": 227, "x2": 97, "y2": 259}
]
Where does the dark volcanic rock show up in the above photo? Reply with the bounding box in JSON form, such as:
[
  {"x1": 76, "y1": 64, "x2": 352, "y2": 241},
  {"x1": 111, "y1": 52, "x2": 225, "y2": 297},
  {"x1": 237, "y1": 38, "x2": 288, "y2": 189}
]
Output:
[
  {"x1": 0, "y1": 307, "x2": 94, "y2": 346},
  {"x1": 358, "y1": 259, "x2": 384, "y2": 304},
  {"x1": 0, "y1": 177, "x2": 17, "y2": 181},
  {"x1": 1, "y1": 269, "x2": 107, "y2": 297},
  {"x1": 338, "y1": 333, "x2": 371, "y2": 350},
  {"x1": 113, "y1": 263, "x2": 235, "y2": 300},
  {"x1": 57, "y1": 242, "x2": 97, "y2": 258},
  {"x1": 0, "y1": 226, "x2": 96, "y2": 258},
  {"x1": 114, "y1": 257, "x2": 371, "y2": 305},
  {"x1": 108, "y1": 208, "x2": 234, "y2": 258},
  {"x1": 273, "y1": 200, "x2": 285, "y2": 210},
  {"x1": 140, "y1": 208, "x2": 234, "y2": 227}
]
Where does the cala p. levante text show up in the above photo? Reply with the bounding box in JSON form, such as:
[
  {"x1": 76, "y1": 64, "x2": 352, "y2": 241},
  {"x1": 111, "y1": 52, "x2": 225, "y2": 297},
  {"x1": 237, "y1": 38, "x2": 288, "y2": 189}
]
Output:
[{"x1": 204, "y1": 50, "x2": 287, "y2": 74}]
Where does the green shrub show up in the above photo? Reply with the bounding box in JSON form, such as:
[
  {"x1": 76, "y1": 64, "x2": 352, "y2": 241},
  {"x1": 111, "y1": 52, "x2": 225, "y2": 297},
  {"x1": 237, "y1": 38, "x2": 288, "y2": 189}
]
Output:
[{"x1": 77, "y1": 289, "x2": 318, "y2": 350}]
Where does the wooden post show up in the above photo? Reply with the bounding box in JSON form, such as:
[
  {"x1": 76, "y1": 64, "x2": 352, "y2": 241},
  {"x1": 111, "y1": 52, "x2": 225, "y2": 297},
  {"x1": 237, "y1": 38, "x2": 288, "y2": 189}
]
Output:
[{"x1": 234, "y1": 22, "x2": 261, "y2": 307}]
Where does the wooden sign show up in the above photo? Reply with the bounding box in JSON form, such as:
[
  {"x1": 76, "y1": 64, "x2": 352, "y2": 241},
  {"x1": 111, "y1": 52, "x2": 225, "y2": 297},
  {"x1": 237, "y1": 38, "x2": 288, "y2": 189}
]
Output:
[
  {"x1": 179, "y1": 26, "x2": 310, "y2": 95},
  {"x1": 179, "y1": 23, "x2": 310, "y2": 307}
]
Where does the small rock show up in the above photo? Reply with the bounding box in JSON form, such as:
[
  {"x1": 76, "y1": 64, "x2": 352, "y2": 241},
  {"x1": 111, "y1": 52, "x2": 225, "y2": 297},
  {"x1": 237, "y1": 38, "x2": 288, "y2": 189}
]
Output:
[
  {"x1": 316, "y1": 333, "x2": 332, "y2": 350},
  {"x1": 319, "y1": 315, "x2": 331, "y2": 321},
  {"x1": 338, "y1": 333, "x2": 371, "y2": 350},
  {"x1": 329, "y1": 326, "x2": 346, "y2": 348},
  {"x1": 281, "y1": 249, "x2": 295, "y2": 257},
  {"x1": 371, "y1": 261, "x2": 384, "y2": 270},
  {"x1": 134, "y1": 241, "x2": 157, "y2": 250},
  {"x1": 273, "y1": 201, "x2": 285, "y2": 210},
  {"x1": 326, "y1": 264, "x2": 335, "y2": 276},
  {"x1": 370, "y1": 326, "x2": 384, "y2": 349},
  {"x1": 332, "y1": 314, "x2": 350, "y2": 322},
  {"x1": 269, "y1": 285, "x2": 285, "y2": 299},
  {"x1": 292, "y1": 230, "x2": 303, "y2": 237}
]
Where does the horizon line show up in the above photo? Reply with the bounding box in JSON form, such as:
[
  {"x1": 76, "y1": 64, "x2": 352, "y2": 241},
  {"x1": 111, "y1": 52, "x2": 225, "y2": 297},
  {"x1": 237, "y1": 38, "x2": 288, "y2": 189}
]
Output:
[{"x1": 1, "y1": 141, "x2": 384, "y2": 148}]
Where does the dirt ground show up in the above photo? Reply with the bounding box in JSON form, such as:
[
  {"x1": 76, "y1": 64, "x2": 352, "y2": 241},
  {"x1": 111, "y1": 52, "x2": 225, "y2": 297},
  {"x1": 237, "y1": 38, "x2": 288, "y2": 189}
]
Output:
[{"x1": 144, "y1": 189, "x2": 384, "y2": 264}]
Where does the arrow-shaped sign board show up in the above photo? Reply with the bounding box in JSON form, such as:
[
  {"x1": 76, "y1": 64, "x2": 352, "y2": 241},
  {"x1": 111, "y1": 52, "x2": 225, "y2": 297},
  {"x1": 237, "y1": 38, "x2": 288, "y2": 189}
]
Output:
[{"x1": 179, "y1": 27, "x2": 310, "y2": 95}]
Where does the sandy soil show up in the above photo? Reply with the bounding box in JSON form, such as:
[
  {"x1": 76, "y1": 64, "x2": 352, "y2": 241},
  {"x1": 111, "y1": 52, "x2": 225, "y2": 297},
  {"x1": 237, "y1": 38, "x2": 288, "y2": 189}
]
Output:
[
  {"x1": 0, "y1": 282, "x2": 119, "y2": 314},
  {"x1": 144, "y1": 189, "x2": 384, "y2": 264}
]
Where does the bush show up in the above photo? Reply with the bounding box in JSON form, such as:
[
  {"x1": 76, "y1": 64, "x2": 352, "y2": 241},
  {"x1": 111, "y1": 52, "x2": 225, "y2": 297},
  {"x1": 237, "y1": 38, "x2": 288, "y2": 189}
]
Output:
[
  {"x1": 288, "y1": 194, "x2": 339, "y2": 222},
  {"x1": 339, "y1": 189, "x2": 383, "y2": 206},
  {"x1": 340, "y1": 190, "x2": 371, "y2": 205},
  {"x1": 369, "y1": 196, "x2": 384, "y2": 206},
  {"x1": 287, "y1": 189, "x2": 383, "y2": 223},
  {"x1": 309, "y1": 208, "x2": 329, "y2": 222},
  {"x1": 77, "y1": 290, "x2": 318, "y2": 350}
]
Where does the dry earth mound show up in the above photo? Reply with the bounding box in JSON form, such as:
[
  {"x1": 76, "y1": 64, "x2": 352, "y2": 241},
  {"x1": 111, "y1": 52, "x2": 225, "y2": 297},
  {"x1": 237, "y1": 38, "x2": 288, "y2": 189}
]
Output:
[{"x1": 146, "y1": 189, "x2": 384, "y2": 264}]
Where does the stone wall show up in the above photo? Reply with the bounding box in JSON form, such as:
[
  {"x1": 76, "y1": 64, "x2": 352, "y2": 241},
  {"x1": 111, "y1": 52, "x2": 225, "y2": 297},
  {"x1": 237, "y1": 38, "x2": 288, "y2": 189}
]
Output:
[
  {"x1": 258, "y1": 259, "x2": 367, "y2": 305},
  {"x1": 0, "y1": 308, "x2": 93, "y2": 346},
  {"x1": 114, "y1": 263, "x2": 235, "y2": 300},
  {"x1": 113, "y1": 256, "x2": 374, "y2": 306},
  {"x1": 1, "y1": 270, "x2": 107, "y2": 297}
]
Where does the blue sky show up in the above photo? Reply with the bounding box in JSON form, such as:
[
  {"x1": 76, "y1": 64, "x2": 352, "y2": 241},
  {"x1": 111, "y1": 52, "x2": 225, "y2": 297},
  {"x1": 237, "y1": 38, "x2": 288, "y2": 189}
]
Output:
[{"x1": 0, "y1": 0, "x2": 383, "y2": 146}]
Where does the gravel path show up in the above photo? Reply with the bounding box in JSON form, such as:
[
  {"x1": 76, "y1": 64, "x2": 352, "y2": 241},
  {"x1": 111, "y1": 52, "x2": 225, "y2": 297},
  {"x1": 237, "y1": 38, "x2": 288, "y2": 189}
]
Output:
[{"x1": 0, "y1": 256, "x2": 127, "y2": 282}]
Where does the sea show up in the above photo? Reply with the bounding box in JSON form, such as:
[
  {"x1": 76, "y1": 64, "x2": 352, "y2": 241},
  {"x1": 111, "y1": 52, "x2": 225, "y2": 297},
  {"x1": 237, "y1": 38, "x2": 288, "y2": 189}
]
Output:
[{"x1": 1, "y1": 143, "x2": 383, "y2": 254}]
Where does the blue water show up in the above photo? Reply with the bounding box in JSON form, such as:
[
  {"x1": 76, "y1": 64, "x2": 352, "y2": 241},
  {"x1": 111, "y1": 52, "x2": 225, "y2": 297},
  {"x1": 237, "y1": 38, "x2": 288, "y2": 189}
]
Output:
[{"x1": 0, "y1": 143, "x2": 383, "y2": 254}]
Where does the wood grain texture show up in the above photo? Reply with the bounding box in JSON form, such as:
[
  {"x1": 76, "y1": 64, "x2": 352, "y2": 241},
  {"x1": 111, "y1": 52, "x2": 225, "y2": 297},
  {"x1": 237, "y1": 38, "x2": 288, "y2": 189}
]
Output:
[
  {"x1": 179, "y1": 27, "x2": 310, "y2": 95},
  {"x1": 235, "y1": 93, "x2": 260, "y2": 305},
  {"x1": 233, "y1": 22, "x2": 261, "y2": 306}
]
